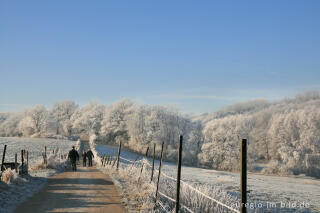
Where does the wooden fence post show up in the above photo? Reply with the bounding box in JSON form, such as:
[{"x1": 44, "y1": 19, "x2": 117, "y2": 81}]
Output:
[
  {"x1": 104, "y1": 156, "x2": 107, "y2": 167},
  {"x1": 138, "y1": 147, "x2": 149, "y2": 181},
  {"x1": 109, "y1": 152, "x2": 113, "y2": 165},
  {"x1": 101, "y1": 156, "x2": 104, "y2": 165},
  {"x1": 175, "y1": 135, "x2": 183, "y2": 213},
  {"x1": 116, "y1": 141, "x2": 122, "y2": 170},
  {"x1": 1, "y1": 145, "x2": 7, "y2": 172},
  {"x1": 154, "y1": 141, "x2": 164, "y2": 210},
  {"x1": 26, "y1": 151, "x2": 29, "y2": 174},
  {"x1": 44, "y1": 146, "x2": 47, "y2": 166},
  {"x1": 106, "y1": 156, "x2": 109, "y2": 166},
  {"x1": 240, "y1": 139, "x2": 247, "y2": 213},
  {"x1": 15, "y1": 153, "x2": 17, "y2": 173},
  {"x1": 21, "y1": 150, "x2": 24, "y2": 175},
  {"x1": 112, "y1": 153, "x2": 116, "y2": 167},
  {"x1": 150, "y1": 143, "x2": 156, "y2": 183}
]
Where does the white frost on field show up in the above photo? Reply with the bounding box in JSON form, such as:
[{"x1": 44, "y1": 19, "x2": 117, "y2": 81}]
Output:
[
  {"x1": 0, "y1": 137, "x2": 76, "y2": 167},
  {"x1": 96, "y1": 144, "x2": 320, "y2": 213},
  {"x1": 0, "y1": 137, "x2": 77, "y2": 213}
]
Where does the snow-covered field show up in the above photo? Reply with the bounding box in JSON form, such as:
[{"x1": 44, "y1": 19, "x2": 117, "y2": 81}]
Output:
[
  {"x1": 0, "y1": 137, "x2": 76, "y2": 167},
  {"x1": 0, "y1": 137, "x2": 77, "y2": 213},
  {"x1": 96, "y1": 143, "x2": 320, "y2": 213}
]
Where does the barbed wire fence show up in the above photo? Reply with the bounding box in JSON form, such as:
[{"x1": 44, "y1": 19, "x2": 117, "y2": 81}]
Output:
[{"x1": 96, "y1": 137, "x2": 243, "y2": 213}]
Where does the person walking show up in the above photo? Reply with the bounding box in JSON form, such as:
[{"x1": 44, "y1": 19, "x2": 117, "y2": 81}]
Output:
[
  {"x1": 82, "y1": 150, "x2": 87, "y2": 167},
  {"x1": 68, "y1": 146, "x2": 79, "y2": 171},
  {"x1": 86, "y1": 149, "x2": 94, "y2": 167}
]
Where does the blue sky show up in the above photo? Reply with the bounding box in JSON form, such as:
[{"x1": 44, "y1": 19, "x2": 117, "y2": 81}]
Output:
[{"x1": 0, "y1": 0, "x2": 319, "y2": 114}]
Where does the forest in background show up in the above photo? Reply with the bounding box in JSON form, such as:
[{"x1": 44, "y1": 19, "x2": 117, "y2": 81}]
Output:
[{"x1": 0, "y1": 91, "x2": 319, "y2": 177}]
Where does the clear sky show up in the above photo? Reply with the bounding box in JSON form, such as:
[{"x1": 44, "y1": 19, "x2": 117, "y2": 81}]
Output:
[{"x1": 0, "y1": 0, "x2": 319, "y2": 114}]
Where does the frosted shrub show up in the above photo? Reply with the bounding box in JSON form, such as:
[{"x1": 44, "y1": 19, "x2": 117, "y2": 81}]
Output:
[
  {"x1": 30, "y1": 154, "x2": 63, "y2": 170},
  {"x1": 100, "y1": 159, "x2": 155, "y2": 212},
  {"x1": 1, "y1": 169, "x2": 25, "y2": 185},
  {"x1": 89, "y1": 134, "x2": 103, "y2": 166},
  {"x1": 46, "y1": 155, "x2": 62, "y2": 169},
  {"x1": 261, "y1": 161, "x2": 293, "y2": 176}
]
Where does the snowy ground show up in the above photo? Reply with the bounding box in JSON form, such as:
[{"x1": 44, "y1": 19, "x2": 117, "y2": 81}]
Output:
[
  {"x1": 96, "y1": 144, "x2": 320, "y2": 213},
  {"x1": 0, "y1": 137, "x2": 77, "y2": 213},
  {"x1": 0, "y1": 137, "x2": 76, "y2": 167}
]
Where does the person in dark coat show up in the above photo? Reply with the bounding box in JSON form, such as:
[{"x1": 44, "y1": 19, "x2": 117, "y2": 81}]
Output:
[
  {"x1": 82, "y1": 150, "x2": 87, "y2": 167},
  {"x1": 86, "y1": 149, "x2": 94, "y2": 167},
  {"x1": 68, "y1": 146, "x2": 79, "y2": 171}
]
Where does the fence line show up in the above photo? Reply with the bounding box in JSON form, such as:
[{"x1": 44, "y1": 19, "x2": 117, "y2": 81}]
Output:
[
  {"x1": 120, "y1": 155, "x2": 239, "y2": 212},
  {"x1": 120, "y1": 157, "x2": 240, "y2": 213},
  {"x1": 180, "y1": 180, "x2": 239, "y2": 213},
  {"x1": 113, "y1": 156, "x2": 190, "y2": 211},
  {"x1": 161, "y1": 171, "x2": 178, "y2": 182},
  {"x1": 119, "y1": 156, "x2": 144, "y2": 164},
  {"x1": 102, "y1": 141, "x2": 243, "y2": 213},
  {"x1": 181, "y1": 203, "x2": 196, "y2": 213},
  {"x1": 148, "y1": 188, "x2": 171, "y2": 213},
  {"x1": 1, "y1": 143, "x2": 72, "y2": 177},
  {"x1": 158, "y1": 200, "x2": 170, "y2": 213},
  {"x1": 150, "y1": 184, "x2": 176, "y2": 202},
  {"x1": 151, "y1": 167, "x2": 239, "y2": 212},
  {"x1": 158, "y1": 167, "x2": 239, "y2": 213},
  {"x1": 119, "y1": 156, "x2": 136, "y2": 164},
  {"x1": 149, "y1": 184, "x2": 195, "y2": 213}
]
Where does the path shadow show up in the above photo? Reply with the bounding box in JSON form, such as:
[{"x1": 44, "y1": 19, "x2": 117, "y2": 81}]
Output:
[
  {"x1": 40, "y1": 191, "x2": 122, "y2": 213},
  {"x1": 13, "y1": 168, "x2": 125, "y2": 213},
  {"x1": 50, "y1": 178, "x2": 113, "y2": 185}
]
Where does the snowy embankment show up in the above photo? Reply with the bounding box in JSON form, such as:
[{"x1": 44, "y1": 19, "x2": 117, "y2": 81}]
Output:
[
  {"x1": 93, "y1": 142, "x2": 320, "y2": 213},
  {"x1": 0, "y1": 137, "x2": 78, "y2": 213}
]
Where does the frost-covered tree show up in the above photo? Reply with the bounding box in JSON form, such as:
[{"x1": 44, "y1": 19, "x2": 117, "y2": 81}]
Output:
[
  {"x1": 18, "y1": 116, "x2": 35, "y2": 136},
  {"x1": 198, "y1": 114, "x2": 253, "y2": 171},
  {"x1": 127, "y1": 105, "x2": 196, "y2": 163},
  {"x1": 51, "y1": 100, "x2": 78, "y2": 135},
  {"x1": 266, "y1": 106, "x2": 320, "y2": 175},
  {"x1": 27, "y1": 105, "x2": 48, "y2": 135},
  {"x1": 294, "y1": 90, "x2": 320, "y2": 103},
  {"x1": 0, "y1": 112, "x2": 24, "y2": 136},
  {"x1": 0, "y1": 90, "x2": 319, "y2": 177},
  {"x1": 248, "y1": 109, "x2": 273, "y2": 160},
  {"x1": 0, "y1": 113, "x2": 6, "y2": 125},
  {"x1": 100, "y1": 99, "x2": 135, "y2": 144},
  {"x1": 71, "y1": 102, "x2": 105, "y2": 135},
  {"x1": 198, "y1": 91, "x2": 320, "y2": 176},
  {"x1": 188, "y1": 121, "x2": 205, "y2": 154}
]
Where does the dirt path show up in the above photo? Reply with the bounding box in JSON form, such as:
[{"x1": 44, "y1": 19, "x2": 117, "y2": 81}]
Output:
[{"x1": 13, "y1": 166, "x2": 126, "y2": 213}]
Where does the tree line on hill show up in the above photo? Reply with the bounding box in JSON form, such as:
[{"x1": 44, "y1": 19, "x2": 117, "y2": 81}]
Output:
[{"x1": 0, "y1": 91, "x2": 319, "y2": 177}]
